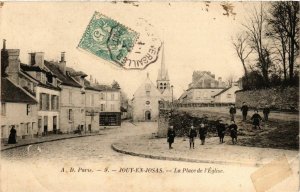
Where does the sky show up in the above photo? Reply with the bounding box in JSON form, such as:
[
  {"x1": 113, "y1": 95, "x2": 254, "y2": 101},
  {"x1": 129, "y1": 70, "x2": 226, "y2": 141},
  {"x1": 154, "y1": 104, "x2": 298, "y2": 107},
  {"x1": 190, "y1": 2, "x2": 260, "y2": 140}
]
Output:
[{"x1": 0, "y1": 2, "x2": 260, "y2": 99}]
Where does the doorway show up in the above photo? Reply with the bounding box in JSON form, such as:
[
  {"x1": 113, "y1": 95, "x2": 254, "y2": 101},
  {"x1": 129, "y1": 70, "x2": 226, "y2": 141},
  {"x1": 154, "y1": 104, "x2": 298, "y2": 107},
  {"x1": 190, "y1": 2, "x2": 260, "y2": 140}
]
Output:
[
  {"x1": 53, "y1": 116, "x2": 57, "y2": 133},
  {"x1": 145, "y1": 111, "x2": 151, "y2": 121},
  {"x1": 44, "y1": 116, "x2": 48, "y2": 135}
]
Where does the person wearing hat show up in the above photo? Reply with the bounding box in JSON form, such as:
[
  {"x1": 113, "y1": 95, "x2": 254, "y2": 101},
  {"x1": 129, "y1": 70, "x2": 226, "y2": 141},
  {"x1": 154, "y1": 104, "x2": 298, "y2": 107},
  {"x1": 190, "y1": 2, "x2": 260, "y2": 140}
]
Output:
[
  {"x1": 199, "y1": 121, "x2": 208, "y2": 145},
  {"x1": 263, "y1": 104, "x2": 270, "y2": 122},
  {"x1": 216, "y1": 119, "x2": 226, "y2": 143},
  {"x1": 241, "y1": 102, "x2": 249, "y2": 121},
  {"x1": 251, "y1": 110, "x2": 262, "y2": 129},
  {"x1": 167, "y1": 125, "x2": 176, "y2": 149},
  {"x1": 188, "y1": 125, "x2": 197, "y2": 149},
  {"x1": 228, "y1": 121, "x2": 238, "y2": 144},
  {"x1": 229, "y1": 105, "x2": 236, "y2": 121}
]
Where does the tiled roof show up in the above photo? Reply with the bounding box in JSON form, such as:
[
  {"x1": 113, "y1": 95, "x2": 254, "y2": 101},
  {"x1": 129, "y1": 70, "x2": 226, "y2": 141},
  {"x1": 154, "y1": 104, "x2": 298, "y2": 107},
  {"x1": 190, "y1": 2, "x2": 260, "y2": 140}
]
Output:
[
  {"x1": 187, "y1": 87, "x2": 225, "y2": 91},
  {"x1": 1, "y1": 78, "x2": 37, "y2": 104},
  {"x1": 20, "y1": 69, "x2": 61, "y2": 91},
  {"x1": 83, "y1": 79, "x2": 119, "y2": 92},
  {"x1": 44, "y1": 61, "x2": 82, "y2": 88},
  {"x1": 20, "y1": 63, "x2": 46, "y2": 72},
  {"x1": 213, "y1": 87, "x2": 231, "y2": 97}
]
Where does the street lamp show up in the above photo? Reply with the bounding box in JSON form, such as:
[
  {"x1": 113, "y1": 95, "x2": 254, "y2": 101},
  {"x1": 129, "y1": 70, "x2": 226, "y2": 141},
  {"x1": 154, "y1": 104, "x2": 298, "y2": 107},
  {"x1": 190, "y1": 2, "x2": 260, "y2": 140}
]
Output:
[{"x1": 171, "y1": 85, "x2": 174, "y2": 104}]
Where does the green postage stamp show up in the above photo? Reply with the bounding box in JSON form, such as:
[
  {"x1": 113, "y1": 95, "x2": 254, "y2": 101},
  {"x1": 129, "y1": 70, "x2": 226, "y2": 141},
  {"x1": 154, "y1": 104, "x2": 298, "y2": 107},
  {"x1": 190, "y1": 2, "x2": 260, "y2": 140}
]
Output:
[{"x1": 78, "y1": 12, "x2": 161, "y2": 69}]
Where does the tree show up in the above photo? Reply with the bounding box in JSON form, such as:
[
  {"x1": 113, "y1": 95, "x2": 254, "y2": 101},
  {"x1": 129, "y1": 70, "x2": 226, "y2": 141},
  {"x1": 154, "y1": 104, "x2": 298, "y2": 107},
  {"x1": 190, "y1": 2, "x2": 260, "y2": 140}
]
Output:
[
  {"x1": 242, "y1": 4, "x2": 273, "y2": 87},
  {"x1": 232, "y1": 33, "x2": 253, "y2": 82},
  {"x1": 268, "y1": 2, "x2": 299, "y2": 83},
  {"x1": 111, "y1": 80, "x2": 120, "y2": 89}
]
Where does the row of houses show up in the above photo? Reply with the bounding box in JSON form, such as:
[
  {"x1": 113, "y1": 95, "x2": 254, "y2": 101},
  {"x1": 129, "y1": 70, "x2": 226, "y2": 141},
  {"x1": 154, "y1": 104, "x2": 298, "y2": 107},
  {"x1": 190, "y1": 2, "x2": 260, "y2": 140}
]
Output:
[
  {"x1": 1, "y1": 41, "x2": 121, "y2": 141},
  {"x1": 178, "y1": 71, "x2": 241, "y2": 104}
]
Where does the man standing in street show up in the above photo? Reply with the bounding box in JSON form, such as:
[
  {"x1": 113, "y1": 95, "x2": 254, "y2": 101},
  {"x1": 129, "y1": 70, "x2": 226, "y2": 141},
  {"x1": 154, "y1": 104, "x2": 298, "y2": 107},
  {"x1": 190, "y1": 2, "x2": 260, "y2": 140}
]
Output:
[
  {"x1": 241, "y1": 102, "x2": 249, "y2": 121},
  {"x1": 229, "y1": 105, "x2": 236, "y2": 121},
  {"x1": 263, "y1": 104, "x2": 270, "y2": 121},
  {"x1": 188, "y1": 125, "x2": 197, "y2": 149},
  {"x1": 167, "y1": 125, "x2": 176, "y2": 149},
  {"x1": 216, "y1": 119, "x2": 226, "y2": 144}
]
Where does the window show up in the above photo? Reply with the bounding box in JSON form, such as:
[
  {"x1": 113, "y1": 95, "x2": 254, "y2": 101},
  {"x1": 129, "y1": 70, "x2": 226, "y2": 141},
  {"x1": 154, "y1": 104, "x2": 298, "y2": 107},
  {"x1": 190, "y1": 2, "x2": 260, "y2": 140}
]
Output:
[
  {"x1": 46, "y1": 94, "x2": 50, "y2": 110},
  {"x1": 69, "y1": 90, "x2": 73, "y2": 104},
  {"x1": 111, "y1": 93, "x2": 114, "y2": 101},
  {"x1": 36, "y1": 72, "x2": 41, "y2": 81},
  {"x1": 41, "y1": 73, "x2": 46, "y2": 84},
  {"x1": 1, "y1": 103, "x2": 6, "y2": 116},
  {"x1": 26, "y1": 104, "x2": 31, "y2": 115},
  {"x1": 146, "y1": 91, "x2": 150, "y2": 96},
  {"x1": 81, "y1": 109, "x2": 84, "y2": 113},
  {"x1": 26, "y1": 123, "x2": 30, "y2": 134},
  {"x1": 106, "y1": 93, "x2": 110, "y2": 100},
  {"x1": 51, "y1": 95, "x2": 59, "y2": 111},
  {"x1": 101, "y1": 104, "x2": 105, "y2": 112},
  {"x1": 39, "y1": 93, "x2": 50, "y2": 111},
  {"x1": 100, "y1": 93, "x2": 105, "y2": 100},
  {"x1": 38, "y1": 116, "x2": 42, "y2": 130},
  {"x1": 146, "y1": 101, "x2": 150, "y2": 105},
  {"x1": 111, "y1": 104, "x2": 115, "y2": 111},
  {"x1": 68, "y1": 109, "x2": 73, "y2": 121}
]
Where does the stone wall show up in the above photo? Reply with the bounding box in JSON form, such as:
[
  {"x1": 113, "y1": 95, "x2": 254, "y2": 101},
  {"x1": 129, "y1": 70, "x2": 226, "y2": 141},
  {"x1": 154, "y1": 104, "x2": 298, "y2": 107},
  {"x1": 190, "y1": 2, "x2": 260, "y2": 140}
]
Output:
[
  {"x1": 157, "y1": 109, "x2": 170, "y2": 137},
  {"x1": 236, "y1": 87, "x2": 299, "y2": 111}
]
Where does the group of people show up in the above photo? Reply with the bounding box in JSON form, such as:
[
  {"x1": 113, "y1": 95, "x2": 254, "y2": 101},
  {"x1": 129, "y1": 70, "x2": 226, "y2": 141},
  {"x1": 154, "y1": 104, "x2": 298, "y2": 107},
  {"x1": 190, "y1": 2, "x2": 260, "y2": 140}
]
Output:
[
  {"x1": 187, "y1": 122, "x2": 208, "y2": 149},
  {"x1": 167, "y1": 120, "x2": 239, "y2": 149},
  {"x1": 229, "y1": 102, "x2": 270, "y2": 129}
]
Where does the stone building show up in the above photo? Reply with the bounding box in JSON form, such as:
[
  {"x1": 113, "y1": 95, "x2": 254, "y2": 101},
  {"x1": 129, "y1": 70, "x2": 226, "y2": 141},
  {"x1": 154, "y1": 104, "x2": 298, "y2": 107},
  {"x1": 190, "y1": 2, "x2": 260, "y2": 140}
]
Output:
[
  {"x1": 1, "y1": 46, "x2": 38, "y2": 141},
  {"x1": 132, "y1": 45, "x2": 172, "y2": 121},
  {"x1": 84, "y1": 78, "x2": 121, "y2": 129},
  {"x1": 1, "y1": 41, "x2": 61, "y2": 140},
  {"x1": 213, "y1": 83, "x2": 241, "y2": 104},
  {"x1": 21, "y1": 52, "x2": 61, "y2": 135},
  {"x1": 1, "y1": 78, "x2": 38, "y2": 141},
  {"x1": 44, "y1": 54, "x2": 87, "y2": 133},
  {"x1": 180, "y1": 71, "x2": 226, "y2": 103}
]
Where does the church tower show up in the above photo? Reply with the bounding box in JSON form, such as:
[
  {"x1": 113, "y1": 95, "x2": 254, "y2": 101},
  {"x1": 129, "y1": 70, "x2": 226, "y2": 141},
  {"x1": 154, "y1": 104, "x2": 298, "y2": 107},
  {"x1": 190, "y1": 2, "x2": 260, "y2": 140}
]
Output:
[{"x1": 157, "y1": 43, "x2": 170, "y2": 94}]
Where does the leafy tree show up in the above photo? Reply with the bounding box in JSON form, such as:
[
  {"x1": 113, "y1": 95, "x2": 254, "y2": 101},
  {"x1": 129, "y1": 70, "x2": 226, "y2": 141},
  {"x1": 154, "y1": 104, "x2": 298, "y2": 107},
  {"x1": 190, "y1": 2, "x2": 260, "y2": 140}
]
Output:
[{"x1": 111, "y1": 80, "x2": 120, "y2": 89}]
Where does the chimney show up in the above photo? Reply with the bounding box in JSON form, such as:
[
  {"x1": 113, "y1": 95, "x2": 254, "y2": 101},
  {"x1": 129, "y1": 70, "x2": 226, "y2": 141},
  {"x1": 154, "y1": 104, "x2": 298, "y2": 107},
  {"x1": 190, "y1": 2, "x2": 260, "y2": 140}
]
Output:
[
  {"x1": 58, "y1": 52, "x2": 66, "y2": 75},
  {"x1": 60, "y1": 52, "x2": 65, "y2": 62},
  {"x1": 29, "y1": 53, "x2": 36, "y2": 65},
  {"x1": 35, "y1": 52, "x2": 44, "y2": 68},
  {"x1": 218, "y1": 77, "x2": 222, "y2": 87},
  {"x1": 2, "y1": 39, "x2": 6, "y2": 50},
  {"x1": 89, "y1": 75, "x2": 93, "y2": 85},
  {"x1": 6, "y1": 49, "x2": 21, "y2": 85}
]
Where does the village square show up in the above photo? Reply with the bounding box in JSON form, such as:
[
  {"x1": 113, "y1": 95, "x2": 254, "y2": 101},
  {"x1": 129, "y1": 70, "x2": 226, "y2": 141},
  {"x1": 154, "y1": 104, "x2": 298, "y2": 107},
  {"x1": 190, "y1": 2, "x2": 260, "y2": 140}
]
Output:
[{"x1": 0, "y1": 2, "x2": 299, "y2": 192}]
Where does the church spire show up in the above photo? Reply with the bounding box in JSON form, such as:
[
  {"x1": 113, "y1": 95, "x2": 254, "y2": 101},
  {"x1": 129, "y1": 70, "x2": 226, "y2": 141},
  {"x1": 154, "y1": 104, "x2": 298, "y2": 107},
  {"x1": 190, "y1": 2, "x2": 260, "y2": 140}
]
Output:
[
  {"x1": 157, "y1": 42, "x2": 169, "y2": 81},
  {"x1": 161, "y1": 42, "x2": 166, "y2": 79}
]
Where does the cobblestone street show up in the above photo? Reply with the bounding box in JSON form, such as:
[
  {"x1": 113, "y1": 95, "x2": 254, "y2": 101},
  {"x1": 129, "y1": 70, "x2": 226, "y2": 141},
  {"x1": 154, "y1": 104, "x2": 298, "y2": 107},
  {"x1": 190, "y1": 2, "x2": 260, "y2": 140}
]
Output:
[{"x1": 1, "y1": 122, "x2": 299, "y2": 192}]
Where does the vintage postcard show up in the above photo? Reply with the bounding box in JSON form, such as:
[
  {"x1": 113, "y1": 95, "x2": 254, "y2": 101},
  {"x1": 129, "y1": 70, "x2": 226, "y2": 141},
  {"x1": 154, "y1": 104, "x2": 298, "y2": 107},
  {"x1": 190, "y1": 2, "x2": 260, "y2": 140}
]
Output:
[{"x1": 0, "y1": 1, "x2": 299, "y2": 192}]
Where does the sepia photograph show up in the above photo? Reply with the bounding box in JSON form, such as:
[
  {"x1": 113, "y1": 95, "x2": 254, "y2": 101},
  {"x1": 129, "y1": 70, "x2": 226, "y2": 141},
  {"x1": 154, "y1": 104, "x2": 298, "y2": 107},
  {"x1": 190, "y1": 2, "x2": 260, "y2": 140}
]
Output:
[{"x1": 0, "y1": 1, "x2": 299, "y2": 192}]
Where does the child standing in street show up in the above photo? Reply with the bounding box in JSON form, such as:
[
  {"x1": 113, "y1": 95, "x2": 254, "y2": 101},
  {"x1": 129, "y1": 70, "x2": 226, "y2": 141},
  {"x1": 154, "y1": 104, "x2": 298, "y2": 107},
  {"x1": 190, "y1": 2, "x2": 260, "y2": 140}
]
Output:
[
  {"x1": 228, "y1": 121, "x2": 238, "y2": 144},
  {"x1": 188, "y1": 125, "x2": 197, "y2": 149},
  {"x1": 167, "y1": 126, "x2": 176, "y2": 149},
  {"x1": 216, "y1": 120, "x2": 226, "y2": 143},
  {"x1": 199, "y1": 122, "x2": 208, "y2": 145},
  {"x1": 251, "y1": 110, "x2": 263, "y2": 129}
]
